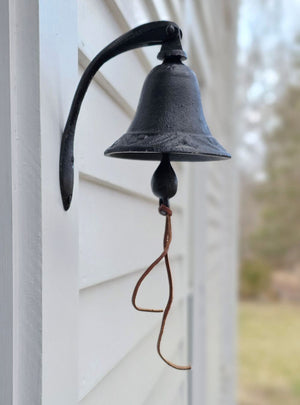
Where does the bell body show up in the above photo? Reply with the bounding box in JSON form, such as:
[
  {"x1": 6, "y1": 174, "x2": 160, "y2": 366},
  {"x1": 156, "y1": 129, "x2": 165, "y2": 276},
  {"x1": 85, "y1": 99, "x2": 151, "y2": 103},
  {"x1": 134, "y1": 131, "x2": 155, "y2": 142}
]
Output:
[{"x1": 105, "y1": 60, "x2": 230, "y2": 161}]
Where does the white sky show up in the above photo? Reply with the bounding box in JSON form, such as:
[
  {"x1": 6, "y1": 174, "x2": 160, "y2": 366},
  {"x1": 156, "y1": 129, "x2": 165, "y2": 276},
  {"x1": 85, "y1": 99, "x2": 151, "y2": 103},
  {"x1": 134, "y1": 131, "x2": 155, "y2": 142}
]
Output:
[
  {"x1": 236, "y1": 0, "x2": 300, "y2": 178},
  {"x1": 238, "y1": 0, "x2": 300, "y2": 51}
]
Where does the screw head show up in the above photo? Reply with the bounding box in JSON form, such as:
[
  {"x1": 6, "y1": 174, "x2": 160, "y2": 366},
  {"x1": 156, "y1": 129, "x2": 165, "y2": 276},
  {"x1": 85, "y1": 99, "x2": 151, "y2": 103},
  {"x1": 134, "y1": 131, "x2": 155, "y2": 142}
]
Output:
[{"x1": 166, "y1": 24, "x2": 176, "y2": 37}]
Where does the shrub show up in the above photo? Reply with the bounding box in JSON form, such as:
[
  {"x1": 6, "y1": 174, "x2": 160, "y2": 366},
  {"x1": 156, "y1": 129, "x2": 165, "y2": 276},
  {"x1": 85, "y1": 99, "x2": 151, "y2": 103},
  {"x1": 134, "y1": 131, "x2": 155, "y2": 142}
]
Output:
[{"x1": 239, "y1": 258, "x2": 271, "y2": 299}]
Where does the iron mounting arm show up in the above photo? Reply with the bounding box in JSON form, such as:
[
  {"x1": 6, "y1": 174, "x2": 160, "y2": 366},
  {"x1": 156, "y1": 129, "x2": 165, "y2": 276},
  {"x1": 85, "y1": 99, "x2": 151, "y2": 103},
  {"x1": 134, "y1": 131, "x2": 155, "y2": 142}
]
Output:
[{"x1": 59, "y1": 21, "x2": 186, "y2": 210}]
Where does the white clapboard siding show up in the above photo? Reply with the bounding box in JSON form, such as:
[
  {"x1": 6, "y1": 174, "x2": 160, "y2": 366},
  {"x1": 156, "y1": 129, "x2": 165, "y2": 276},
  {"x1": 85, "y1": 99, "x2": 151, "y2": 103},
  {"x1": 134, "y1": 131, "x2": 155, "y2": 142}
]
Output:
[
  {"x1": 142, "y1": 357, "x2": 187, "y2": 405},
  {"x1": 206, "y1": 270, "x2": 223, "y2": 405},
  {"x1": 79, "y1": 315, "x2": 187, "y2": 405},
  {"x1": 110, "y1": 0, "x2": 167, "y2": 67},
  {"x1": 79, "y1": 289, "x2": 186, "y2": 400},
  {"x1": 78, "y1": 0, "x2": 148, "y2": 109},
  {"x1": 78, "y1": 178, "x2": 184, "y2": 287}
]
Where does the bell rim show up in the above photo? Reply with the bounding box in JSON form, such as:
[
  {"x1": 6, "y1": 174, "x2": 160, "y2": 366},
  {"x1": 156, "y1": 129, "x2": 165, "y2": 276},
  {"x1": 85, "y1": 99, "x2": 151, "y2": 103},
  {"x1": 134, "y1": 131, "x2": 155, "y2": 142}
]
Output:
[
  {"x1": 104, "y1": 131, "x2": 231, "y2": 161},
  {"x1": 104, "y1": 150, "x2": 231, "y2": 162}
]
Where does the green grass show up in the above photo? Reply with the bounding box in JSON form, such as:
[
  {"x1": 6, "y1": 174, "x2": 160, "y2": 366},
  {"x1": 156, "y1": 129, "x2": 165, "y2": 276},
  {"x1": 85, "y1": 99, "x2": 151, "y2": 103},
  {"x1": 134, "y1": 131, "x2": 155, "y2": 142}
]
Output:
[{"x1": 238, "y1": 302, "x2": 300, "y2": 405}]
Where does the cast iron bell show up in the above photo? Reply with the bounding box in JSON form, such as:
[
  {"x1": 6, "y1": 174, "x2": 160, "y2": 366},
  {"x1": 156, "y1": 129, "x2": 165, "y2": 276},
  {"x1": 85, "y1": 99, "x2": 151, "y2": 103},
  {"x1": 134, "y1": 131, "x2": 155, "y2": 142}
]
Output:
[{"x1": 104, "y1": 59, "x2": 230, "y2": 161}]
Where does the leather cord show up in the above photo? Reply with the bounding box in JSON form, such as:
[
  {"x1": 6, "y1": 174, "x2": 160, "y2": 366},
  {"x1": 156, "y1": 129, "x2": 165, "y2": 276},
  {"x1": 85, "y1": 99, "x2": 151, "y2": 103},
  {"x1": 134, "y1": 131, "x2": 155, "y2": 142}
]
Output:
[{"x1": 132, "y1": 204, "x2": 191, "y2": 370}]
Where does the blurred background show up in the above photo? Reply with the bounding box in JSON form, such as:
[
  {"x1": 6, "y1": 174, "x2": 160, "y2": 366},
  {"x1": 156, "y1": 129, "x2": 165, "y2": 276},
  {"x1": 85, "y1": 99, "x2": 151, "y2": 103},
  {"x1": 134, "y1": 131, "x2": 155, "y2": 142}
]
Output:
[{"x1": 237, "y1": 0, "x2": 300, "y2": 404}]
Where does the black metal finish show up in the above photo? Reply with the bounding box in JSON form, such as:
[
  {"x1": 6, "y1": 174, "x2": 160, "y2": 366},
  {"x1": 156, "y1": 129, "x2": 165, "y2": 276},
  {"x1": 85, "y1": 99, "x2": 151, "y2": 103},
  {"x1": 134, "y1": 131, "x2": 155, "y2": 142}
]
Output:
[
  {"x1": 59, "y1": 21, "x2": 186, "y2": 210},
  {"x1": 151, "y1": 154, "x2": 178, "y2": 208},
  {"x1": 105, "y1": 60, "x2": 231, "y2": 161},
  {"x1": 60, "y1": 20, "x2": 231, "y2": 210}
]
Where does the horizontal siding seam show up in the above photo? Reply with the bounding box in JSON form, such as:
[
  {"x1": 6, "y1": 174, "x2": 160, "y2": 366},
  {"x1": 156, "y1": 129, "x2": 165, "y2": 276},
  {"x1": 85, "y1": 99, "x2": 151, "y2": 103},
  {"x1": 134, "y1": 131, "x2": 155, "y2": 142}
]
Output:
[
  {"x1": 103, "y1": 0, "x2": 152, "y2": 72},
  {"x1": 79, "y1": 253, "x2": 184, "y2": 291},
  {"x1": 78, "y1": 49, "x2": 135, "y2": 118},
  {"x1": 142, "y1": 357, "x2": 186, "y2": 405},
  {"x1": 79, "y1": 298, "x2": 186, "y2": 401},
  {"x1": 78, "y1": 171, "x2": 184, "y2": 212}
]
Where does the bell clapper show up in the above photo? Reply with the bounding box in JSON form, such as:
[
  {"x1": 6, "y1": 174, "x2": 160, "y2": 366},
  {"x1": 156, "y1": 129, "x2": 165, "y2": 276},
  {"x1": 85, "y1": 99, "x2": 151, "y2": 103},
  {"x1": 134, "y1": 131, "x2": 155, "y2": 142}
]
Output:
[
  {"x1": 132, "y1": 154, "x2": 191, "y2": 370},
  {"x1": 151, "y1": 154, "x2": 178, "y2": 209}
]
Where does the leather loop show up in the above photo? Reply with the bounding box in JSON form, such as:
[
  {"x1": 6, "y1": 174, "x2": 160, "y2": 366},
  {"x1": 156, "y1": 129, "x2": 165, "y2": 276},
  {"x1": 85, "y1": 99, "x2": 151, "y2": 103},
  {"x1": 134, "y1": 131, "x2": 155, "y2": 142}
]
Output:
[{"x1": 132, "y1": 204, "x2": 191, "y2": 370}]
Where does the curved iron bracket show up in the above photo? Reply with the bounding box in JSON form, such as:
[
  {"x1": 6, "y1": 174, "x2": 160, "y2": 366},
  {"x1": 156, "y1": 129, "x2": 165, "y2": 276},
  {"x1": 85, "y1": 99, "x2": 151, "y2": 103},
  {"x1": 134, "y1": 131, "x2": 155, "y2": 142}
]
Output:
[{"x1": 59, "y1": 21, "x2": 186, "y2": 210}]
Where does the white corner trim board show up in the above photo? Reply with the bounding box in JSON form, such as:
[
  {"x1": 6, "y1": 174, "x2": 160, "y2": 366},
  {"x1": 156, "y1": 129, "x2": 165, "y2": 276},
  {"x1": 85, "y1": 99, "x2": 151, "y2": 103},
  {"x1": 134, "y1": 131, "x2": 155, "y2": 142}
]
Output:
[{"x1": 0, "y1": 0, "x2": 42, "y2": 404}]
